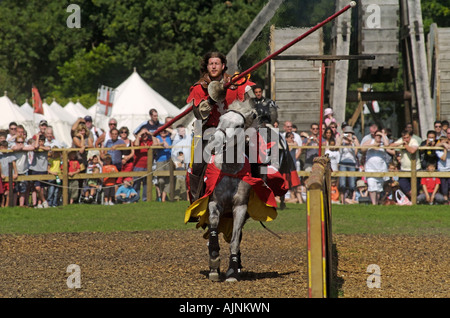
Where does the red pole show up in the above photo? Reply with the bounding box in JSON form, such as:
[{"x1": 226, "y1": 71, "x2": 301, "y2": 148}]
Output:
[
  {"x1": 153, "y1": 105, "x2": 193, "y2": 136},
  {"x1": 318, "y1": 61, "x2": 326, "y2": 156},
  {"x1": 153, "y1": 1, "x2": 357, "y2": 135}
]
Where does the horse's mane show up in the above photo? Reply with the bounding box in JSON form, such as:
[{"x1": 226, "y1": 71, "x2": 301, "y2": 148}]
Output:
[{"x1": 227, "y1": 99, "x2": 257, "y2": 128}]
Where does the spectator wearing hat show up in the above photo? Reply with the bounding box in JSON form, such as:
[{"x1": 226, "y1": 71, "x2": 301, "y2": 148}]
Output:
[
  {"x1": 337, "y1": 125, "x2": 360, "y2": 204},
  {"x1": 346, "y1": 179, "x2": 370, "y2": 204},
  {"x1": 84, "y1": 115, "x2": 104, "y2": 146},
  {"x1": 323, "y1": 108, "x2": 337, "y2": 127},
  {"x1": 32, "y1": 120, "x2": 48, "y2": 141}
]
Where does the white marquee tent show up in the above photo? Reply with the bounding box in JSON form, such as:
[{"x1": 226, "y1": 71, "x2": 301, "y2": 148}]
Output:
[
  {"x1": 64, "y1": 100, "x2": 89, "y2": 119},
  {"x1": 39, "y1": 102, "x2": 72, "y2": 146},
  {"x1": 0, "y1": 96, "x2": 35, "y2": 136},
  {"x1": 109, "y1": 69, "x2": 181, "y2": 134},
  {"x1": 2, "y1": 69, "x2": 183, "y2": 147}
]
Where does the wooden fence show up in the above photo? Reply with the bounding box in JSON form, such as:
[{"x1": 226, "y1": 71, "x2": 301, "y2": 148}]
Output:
[
  {"x1": 3, "y1": 145, "x2": 186, "y2": 207},
  {"x1": 3, "y1": 144, "x2": 450, "y2": 206},
  {"x1": 294, "y1": 144, "x2": 450, "y2": 204}
]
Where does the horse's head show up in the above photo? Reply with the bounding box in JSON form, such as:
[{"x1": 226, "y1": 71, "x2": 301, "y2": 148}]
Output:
[
  {"x1": 203, "y1": 99, "x2": 257, "y2": 164},
  {"x1": 227, "y1": 99, "x2": 258, "y2": 130}
]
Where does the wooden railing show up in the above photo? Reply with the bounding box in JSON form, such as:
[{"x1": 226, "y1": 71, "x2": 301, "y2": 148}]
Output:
[
  {"x1": 2, "y1": 144, "x2": 449, "y2": 206},
  {"x1": 293, "y1": 144, "x2": 450, "y2": 204},
  {"x1": 3, "y1": 145, "x2": 186, "y2": 207}
]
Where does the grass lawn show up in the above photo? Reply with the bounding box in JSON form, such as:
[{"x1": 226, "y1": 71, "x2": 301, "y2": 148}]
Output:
[{"x1": 0, "y1": 201, "x2": 448, "y2": 236}]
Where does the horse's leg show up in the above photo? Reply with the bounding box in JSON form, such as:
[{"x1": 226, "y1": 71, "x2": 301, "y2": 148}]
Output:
[
  {"x1": 208, "y1": 200, "x2": 221, "y2": 282},
  {"x1": 226, "y1": 204, "x2": 247, "y2": 282}
]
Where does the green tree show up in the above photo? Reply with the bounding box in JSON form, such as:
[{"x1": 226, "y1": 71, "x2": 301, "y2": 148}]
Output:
[
  {"x1": 422, "y1": 0, "x2": 450, "y2": 34},
  {"x1": 0, "y1": 0, "x2": 94, "y2": 103}
]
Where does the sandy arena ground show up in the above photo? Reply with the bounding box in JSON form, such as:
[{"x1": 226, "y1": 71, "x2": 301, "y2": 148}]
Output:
[{"x1": 0, "y1": 230, "x2": 448, "y2": 298}]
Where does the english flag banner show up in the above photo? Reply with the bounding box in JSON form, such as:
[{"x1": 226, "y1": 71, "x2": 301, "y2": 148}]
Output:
[
  {"x1": 32, "y1": 86, "x2": 44, "y2": 114},
  {"x1": 97, "y1": 85, "x2": 115, "y2": 116}
]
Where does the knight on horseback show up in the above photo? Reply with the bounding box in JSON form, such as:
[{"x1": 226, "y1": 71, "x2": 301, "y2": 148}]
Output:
[
  {"x1": 186, "y1": 51, "x2": 255, "y2": 202},
  {"x1": 184, "y1": 52, "x2": 288, "y2": 281},
  {"x1": 186, "y1": 51, "x2": 287, "y2": 205}
]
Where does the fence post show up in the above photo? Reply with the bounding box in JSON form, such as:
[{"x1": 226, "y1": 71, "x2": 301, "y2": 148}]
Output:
[
  {"x1": 146, "y1": 148, "x2": 153, "y2": 201},
  {"x1": 411, "y1": 158, "x2": 417, "y2": 204},
  {"x1": 8, "y1": 162, "x2": 13, "y2": 207},
  {"x1": 306, "y1": 156, "x2": 333, "y2": 298},
  {"x1": 62, "y1": 149, "x2": 69, "y2": 206},
  {"x1": 169, "y1": 159, "x2": 175, "y2": 202}
]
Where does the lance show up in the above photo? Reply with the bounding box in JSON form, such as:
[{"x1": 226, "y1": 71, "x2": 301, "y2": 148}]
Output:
[{"x1": 152, "y1": 1, "x2": 357, "y2": 136}]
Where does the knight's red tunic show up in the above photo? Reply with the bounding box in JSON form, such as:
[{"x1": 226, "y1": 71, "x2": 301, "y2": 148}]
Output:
[{"x1": 186, "y1": 74, "x2": 254, "y2": 127}]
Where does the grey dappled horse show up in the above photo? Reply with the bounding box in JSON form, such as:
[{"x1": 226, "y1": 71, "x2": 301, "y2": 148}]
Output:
[{"x1": 203, "y1": 99, "x2": 258, "y2": 282}]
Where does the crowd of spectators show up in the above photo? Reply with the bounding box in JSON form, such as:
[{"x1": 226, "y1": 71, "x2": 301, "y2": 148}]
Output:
[
  {"x1": 0, "y1": 108, "x2": 191, "y2": 208},
  {"x1": 1, "y1": 104, "x2": 449, "y2": 208},
  {"x1": 280, "y1": 107, "x2": 450, "y2": 206}
]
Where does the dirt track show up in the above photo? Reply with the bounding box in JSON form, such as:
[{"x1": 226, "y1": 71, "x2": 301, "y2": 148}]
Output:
[{"x1": 0, "y1": 230, "x2": 448, "y2": 298}]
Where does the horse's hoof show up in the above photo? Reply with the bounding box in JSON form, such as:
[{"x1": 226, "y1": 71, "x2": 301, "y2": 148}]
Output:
[
  {"x1": 225, "y1": 268, "x2": 239, "y2": 282},
  {"x1": 209, "y1": 270, "x2": 220, "y2": 282},
  {"x1": 225, "y1": 277, "x2": 238, "y2": 282}
]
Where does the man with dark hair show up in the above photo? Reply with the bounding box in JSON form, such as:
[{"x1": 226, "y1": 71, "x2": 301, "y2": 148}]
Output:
[
  {"x1": 434, "y1": 120, "x2": 445, "y2": 138},
  {"x1": 133, "y1": 108, "x2": 162, "y2": 136},
  {"x1": 6, "y1": 121, "x2": 17, "y2": 142},
  {"x1": 304, "y1": 123, "x2": 321, "y2": 170},
  {"x1": 251, "y1": 85, "x2": 278, "y2": 126},
  {"x1": 419, "y1": 130, "x2": 438, "y2": 169}
]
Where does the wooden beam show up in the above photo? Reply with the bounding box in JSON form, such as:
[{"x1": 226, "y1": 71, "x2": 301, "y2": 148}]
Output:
[{"x1": 226, "y1": 0, "x2": 284, "y2": 73}]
